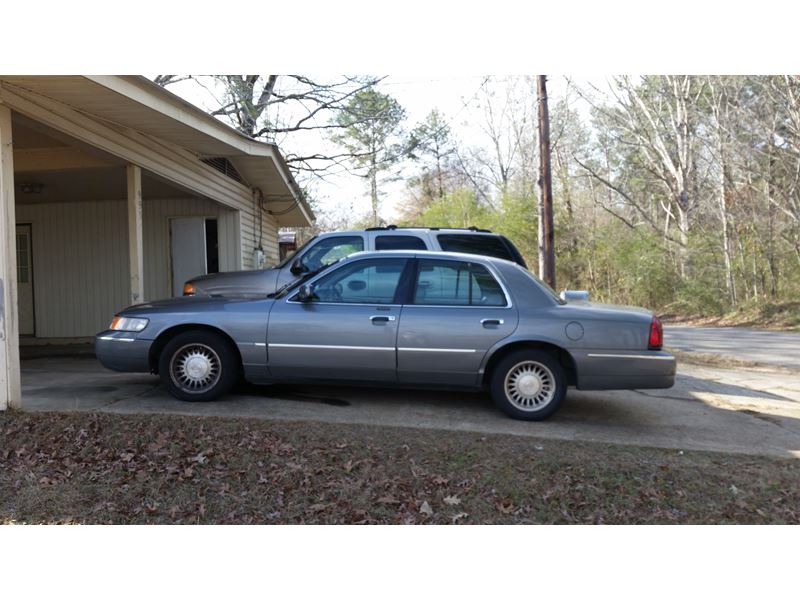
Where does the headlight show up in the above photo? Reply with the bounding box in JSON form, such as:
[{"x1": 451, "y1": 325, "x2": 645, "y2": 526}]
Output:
[
  {"x1": 109, "y1": 316, "x2": 149, "y2": 332},
  {"x1": 183, "y1": 282, "x2": 196, "y2": 296}
]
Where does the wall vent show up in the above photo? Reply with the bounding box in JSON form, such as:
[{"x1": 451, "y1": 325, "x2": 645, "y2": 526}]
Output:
[{"x1": 201, "y1": 157, "x2": 245, "y2": 184}]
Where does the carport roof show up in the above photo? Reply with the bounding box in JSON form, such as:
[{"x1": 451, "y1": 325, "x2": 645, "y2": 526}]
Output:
[{"x1": 0, "y1": 75, "x2": 313, "y2": 226}]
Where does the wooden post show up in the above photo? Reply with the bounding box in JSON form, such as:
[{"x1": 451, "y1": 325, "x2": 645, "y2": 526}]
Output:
[
  {"x1": 537, "y1": 75, "x2": 556, "y2": 289},
  {"x1": 126, "y1": 164, "x2": 144, "y2": 304},
  {"x1": 0, "y1": 102, "x2": 21, "y2": 410}
]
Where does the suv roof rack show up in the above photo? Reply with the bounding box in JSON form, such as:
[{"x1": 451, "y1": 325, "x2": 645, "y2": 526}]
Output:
[{"x1": 365, "y1": 225, "x2": 493, "y2": 233}]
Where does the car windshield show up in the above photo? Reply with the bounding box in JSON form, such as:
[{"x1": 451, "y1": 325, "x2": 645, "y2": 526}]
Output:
[{"x1": 273, "y1": 235, "x2": 317, "y2": 269}]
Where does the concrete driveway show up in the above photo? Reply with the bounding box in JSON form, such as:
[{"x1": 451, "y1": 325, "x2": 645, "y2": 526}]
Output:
[
  {"x1": 665, "y1": 325, "x2": 800, "y2": 369},
  {"x1": 19, "y1": 352, "x2": 800, "y2": 460}
]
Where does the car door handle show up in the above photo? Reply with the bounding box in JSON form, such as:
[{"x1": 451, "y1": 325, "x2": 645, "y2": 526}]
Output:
[
  {"x1": 370, "y1": 315, "x2": 396, "y2": 323},
  {"x1": 481, "y1": 318, "x2": 504, "y2": 327}
]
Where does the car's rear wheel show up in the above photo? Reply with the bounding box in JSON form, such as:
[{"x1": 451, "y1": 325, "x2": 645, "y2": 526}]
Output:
[
  {"x1": 158, "y1": 330, "x2": 240, "y2": 402},
  {"x1": 490, "y1": 349, "x2": 566, "y2": 420}
]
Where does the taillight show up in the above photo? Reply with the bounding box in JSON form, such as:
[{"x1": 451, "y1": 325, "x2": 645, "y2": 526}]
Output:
[{"x1": 648, "y1": 316, "x2": 663, "y2": 350}]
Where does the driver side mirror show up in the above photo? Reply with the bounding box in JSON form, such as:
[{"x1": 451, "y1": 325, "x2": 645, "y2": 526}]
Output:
[
  {"x1": 294, "y1": 283, "x2": 315, "y2": 303},
  {"x1": 290, "y1": 259, "x2": 306, "y2": 276}
]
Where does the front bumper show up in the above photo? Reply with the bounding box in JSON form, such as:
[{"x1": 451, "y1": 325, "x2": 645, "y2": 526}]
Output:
[
  {"x1": 94, "y1": 331, "x2": 153, "y2": 373},
  {"x1": 572, "y1": 350, "x2": 676, "y2": 390}
]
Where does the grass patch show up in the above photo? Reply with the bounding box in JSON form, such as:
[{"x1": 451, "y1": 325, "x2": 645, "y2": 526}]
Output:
[
  {"x1": 666, "y1": 348, "x2": 794, "y2": 373},
  {"x1": 1, "y1": 411, "x2": 798, "y2": 524},
  {"x1": 663, "y1": 301, "x2": 800, "y2": 332}
]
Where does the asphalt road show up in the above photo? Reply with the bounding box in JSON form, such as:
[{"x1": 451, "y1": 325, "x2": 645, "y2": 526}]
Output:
[
  {"x1": 664, "y1": 325, "x2": 800, "y2": 369},
  {"x1": 19, "y1": 355, "x2": 800, "y2": 459}
]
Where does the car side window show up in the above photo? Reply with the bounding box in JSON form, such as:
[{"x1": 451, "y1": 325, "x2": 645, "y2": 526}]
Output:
[
  {"x1": 299, "y1": 235, "x2": 364, "y2": 271},
  {"x1": 305, "y1": 258, "x2": 408, "y2": 304},
  {"x1": 375, "y1": 235, "x2": 427, "y2": 251},
  {"x1": 413, "y1": 259, "x2": 507, "y2": 306},
  {"x1": 436, "y1": 234, "x2": 514, "y2": 262}
]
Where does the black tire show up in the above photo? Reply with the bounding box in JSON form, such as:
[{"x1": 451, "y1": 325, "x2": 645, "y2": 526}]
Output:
[
  {"x1": 489, "y1": 349, "x2": 566, "y2": 421},
  {"x1": 158, "y1": 330, "x2": 241, "y2": 402}
]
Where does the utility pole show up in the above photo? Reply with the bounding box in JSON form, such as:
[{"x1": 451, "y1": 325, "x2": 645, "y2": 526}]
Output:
[{"x1": 537, "y1": 75, "x2": 556, "y2": 289}]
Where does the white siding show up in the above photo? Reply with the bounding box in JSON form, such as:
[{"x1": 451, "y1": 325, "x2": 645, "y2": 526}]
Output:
[
  {"x1": 239, "y1": 208, "x2": 278, "y2": 270},
  {"x1": 16, "y1": 196, "x2": 253, "y2": 338},
  {"x1": 16, "y1": 200, "x2": 129, "y2": 338}
]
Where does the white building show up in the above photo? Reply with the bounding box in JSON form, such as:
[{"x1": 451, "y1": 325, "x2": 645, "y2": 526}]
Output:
[{"x1": 0, "y1": 75, "x2": 314, "y2": 409}]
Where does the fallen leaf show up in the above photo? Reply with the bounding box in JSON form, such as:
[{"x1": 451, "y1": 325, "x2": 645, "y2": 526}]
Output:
[
  {"x1": 419, "y1": 501, "x2": 433, "y2": 516},
  {"x1": 189, "y1": 452, "x2": 208, "y2": 465},
  {"x1": 451, "y1": 512, "x2": 469, "y2": 524},
  {"x1": 496, "y1": 499, "x2": 515, "y2": 514},
  {"x1": 443, "y1": 495, "x2": 461, "y2": 506}
]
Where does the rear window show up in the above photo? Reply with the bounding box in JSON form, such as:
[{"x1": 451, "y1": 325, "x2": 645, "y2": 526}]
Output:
[
  {"x1": 413, "y1": 259, "x2": 507, "y2": 306},
  {"x1": 437, "y1": 234, "x2": 514, "y2": 262},
  {"x1": 375, "y1": 235, "x2": 428, "y2": 251}
]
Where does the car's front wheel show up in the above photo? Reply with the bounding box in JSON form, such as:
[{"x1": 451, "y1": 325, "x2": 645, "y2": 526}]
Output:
[
  {"x1": 158, "y1": 330, "x2": 240, "y2": 402},
  {"x1": 489, "y1": 349, "x2": 566, "y2": 420}
]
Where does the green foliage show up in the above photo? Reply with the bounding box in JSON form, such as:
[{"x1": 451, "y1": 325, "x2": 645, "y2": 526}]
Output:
[
  {"x1": 410, "y1": 189, "x2": 492, "y2": 229},
  {"x1": 330, "y1": 88, "x2": 406, "y2": 172},
  {"x1": 581, "y1": 223, "x2": 679, "y2": 308},
  {"x1": 401, "y1": 188, "x2": 540, "y2": 267}
]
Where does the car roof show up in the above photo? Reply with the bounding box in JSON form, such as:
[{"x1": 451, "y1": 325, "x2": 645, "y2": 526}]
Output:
[
  {"x1": 341, "y1": 249, "x2": 518, "y2": 267},
  {"x1": 317, "y1": 227, "x2": 500, "y2": 236}
]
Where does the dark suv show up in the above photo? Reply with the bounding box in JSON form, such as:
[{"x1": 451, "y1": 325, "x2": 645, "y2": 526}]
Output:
[{"x1": 184, "y1": 226, "x2": 527, "y2": 297}]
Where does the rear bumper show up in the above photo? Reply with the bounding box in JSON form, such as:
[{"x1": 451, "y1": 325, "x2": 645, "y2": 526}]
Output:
[
  {"x1": 94, "y1": 331, "x2": 152, "y2": 373},
  {"x1": 572, "y1": 350, "x2": 676, "y2": 390}
]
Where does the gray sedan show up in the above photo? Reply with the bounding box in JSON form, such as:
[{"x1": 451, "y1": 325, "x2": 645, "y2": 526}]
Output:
[{"x1": 95, "y1": 251, "x2": 675, "y2": 421}]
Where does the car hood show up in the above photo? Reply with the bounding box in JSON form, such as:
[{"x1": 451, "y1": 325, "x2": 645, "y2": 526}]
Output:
[
  {"x1": 120, "y1": 295, "x2": 272, "y2": 316},
  {"x1": 188, "y1": 268, "x2": 280, "y2": 296}
]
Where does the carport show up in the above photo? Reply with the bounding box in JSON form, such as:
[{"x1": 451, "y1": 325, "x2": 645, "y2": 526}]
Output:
[{"x1": 0, "y1": 76, "x2": 314, "y2": 410}]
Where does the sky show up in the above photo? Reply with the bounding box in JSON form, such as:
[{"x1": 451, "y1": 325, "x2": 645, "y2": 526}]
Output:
[{"x1": 163, "y1": 75, "x2": 584, "y2": 226}]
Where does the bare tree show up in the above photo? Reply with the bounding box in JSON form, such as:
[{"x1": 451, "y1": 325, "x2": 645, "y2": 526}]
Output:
[
  {"x1": 577, "y1": 76, "x2": 704, "y2": 278},
  {"x1": 153, "y1": 75, "x2": 382, "y2": 178},
  {"x1": 465, "y1": 77, "x2": 533, "y2": 198},
  {"x1": 708, "y1": 77, "x2": 738, "y2": 305}
]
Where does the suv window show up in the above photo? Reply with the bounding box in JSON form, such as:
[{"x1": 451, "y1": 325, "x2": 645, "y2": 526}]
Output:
[
  {"x1": 299, "y1": 235, "x2": 364, "y2": 271},
  {"x1": 413, "y1": 259, "x2": 507, "y2": 306},
  {"x1": 436, "y1": 234, "x2": 514, "y2": 262},
  {"x1": 307, "y1": 258, "x2": 407, "y2": 304},
  {"x1": 375, "y1": 235, "x2": 427, "y2": 251}
]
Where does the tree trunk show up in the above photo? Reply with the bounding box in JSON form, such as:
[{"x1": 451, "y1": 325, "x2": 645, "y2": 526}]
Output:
[
  {"x1": 717, "y1": 149, "x2": 737, "y2": 306},
  {"x1": 765, "y1": 153, "x2": 779, "y2": 298},
  {"x1": 370, "y1": 161, "x2": 379, "y2": 227},
  {"x1": 536, "y1": 75, "x2": 556, "y2": 289},
  {"x1": 676, "y1": 198, "x2": 690, "y2": 279}
]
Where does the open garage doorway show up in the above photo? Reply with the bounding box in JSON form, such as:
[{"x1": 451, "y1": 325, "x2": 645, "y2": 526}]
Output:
[{"x1": 169, "y1": 217, "x2": 219, "y2": 297}]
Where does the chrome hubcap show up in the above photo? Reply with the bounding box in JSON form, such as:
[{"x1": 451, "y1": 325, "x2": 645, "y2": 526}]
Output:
[
  {"x1": 170, "y1": 343, "x2": 221, "y2": 394},
  {"x1": 504, "y1": 360, "x2": 556, "y2": 411}
]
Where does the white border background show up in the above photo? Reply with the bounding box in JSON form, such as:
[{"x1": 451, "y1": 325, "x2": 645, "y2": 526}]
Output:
[{"x1": 2, "y1": 1, "x2": 798, "y2": 597}]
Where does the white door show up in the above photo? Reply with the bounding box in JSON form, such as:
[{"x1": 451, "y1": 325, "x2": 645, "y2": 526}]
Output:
[
  {"x1": 16, "y1": 225, "x2": 34, "y2": 335},
  {"x1": 170, "y1": 217, "x2": 207, "y2": 297}
]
